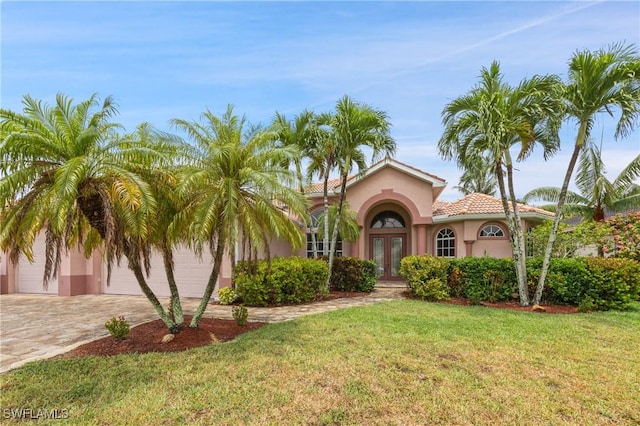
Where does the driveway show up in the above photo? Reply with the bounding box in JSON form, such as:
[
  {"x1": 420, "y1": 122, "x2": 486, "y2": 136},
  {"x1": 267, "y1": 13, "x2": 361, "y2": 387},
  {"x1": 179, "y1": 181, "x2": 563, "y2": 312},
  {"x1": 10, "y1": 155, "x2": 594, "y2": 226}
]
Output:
[{"x1": 0, "y1": 286, "x2": 405, "y2": 373}]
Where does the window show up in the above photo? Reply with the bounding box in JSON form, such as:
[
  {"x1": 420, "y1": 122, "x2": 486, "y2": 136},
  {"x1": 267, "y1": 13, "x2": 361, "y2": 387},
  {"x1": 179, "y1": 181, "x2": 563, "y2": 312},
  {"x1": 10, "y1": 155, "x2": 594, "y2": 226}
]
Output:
[
  {"x1": 436, "y1": 228, "x2": 456, "y2": 258},
  {"x1": 526, "y1": 226, "x2": 534, "y2": 258},
  {"x1": 306, "y1": 234, "x2": 342, "y2": 258},
  {"x1": 479, "y1": 224, "x2": 505, "y2": 238},
  {"x1": 370, "y1": 211, "x2": 405, "y2": 228}
]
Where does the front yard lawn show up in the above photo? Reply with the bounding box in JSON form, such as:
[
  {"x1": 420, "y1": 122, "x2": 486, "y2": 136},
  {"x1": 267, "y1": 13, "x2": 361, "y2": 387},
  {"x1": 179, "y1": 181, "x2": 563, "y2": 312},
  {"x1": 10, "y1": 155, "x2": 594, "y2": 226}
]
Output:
[{"x1": 1, "y1": 301, "x2": 639, "y2": 425}]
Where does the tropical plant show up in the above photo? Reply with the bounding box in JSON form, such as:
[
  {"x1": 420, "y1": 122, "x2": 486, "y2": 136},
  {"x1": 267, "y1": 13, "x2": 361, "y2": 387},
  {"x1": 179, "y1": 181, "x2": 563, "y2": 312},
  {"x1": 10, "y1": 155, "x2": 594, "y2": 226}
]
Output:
[
  {"x1": 314, "y1": 203, "x2": 360, "y2": 247},
  {"x1": 272, "y1": 110, "x2": 326, "y2": 258},
  {"x1": 171, "y1": 105, "x2": 307, "y2": 328},
  {"x1": 534, "y1": 43, "x2": 640, "y2": 305},
  {"x1": 453, "y1": 155, "x2": 498, "y2": 196},
  {"x1": 524, "y1": 142, "x2": 640, "y2": 222},
  {"x1": 438, "y1": 62, "x2": 563, "y2": 306},
  {"x1": 321, "y1": 96, "x2": 396, "y2": 290},
  {"x1": 0, "y1": 94, "x2": 182, "y2": 332}
]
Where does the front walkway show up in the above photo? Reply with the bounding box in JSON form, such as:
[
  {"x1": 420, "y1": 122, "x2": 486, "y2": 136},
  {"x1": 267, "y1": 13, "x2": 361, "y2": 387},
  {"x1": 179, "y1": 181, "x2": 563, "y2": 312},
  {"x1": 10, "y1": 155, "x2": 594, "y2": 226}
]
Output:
[{"x1": 0, "y1": 285, "x2": 406, "y2": 374}]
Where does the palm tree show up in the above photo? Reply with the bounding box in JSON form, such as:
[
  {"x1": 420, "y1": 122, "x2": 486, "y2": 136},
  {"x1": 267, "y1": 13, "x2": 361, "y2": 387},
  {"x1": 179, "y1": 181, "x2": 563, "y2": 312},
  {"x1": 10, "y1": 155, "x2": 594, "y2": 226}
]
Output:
[
  {"x1": 124, "y1": 122, "x2": 192, "y2": 327},
  {"x1": 524, "y1": 142, "x2": 640, "y2": 222},
  {"x1": 171, "y1": 105, "x2": 308, "y2": 328},
  {"x1": 0, "y1": 94, "x2": 181, "y2": 331},
  {"x1": 453, "y1": 155, "x2": 498, "y2": 196},
  {"x1": 323, "y1": 96, "x2": 396, "y2": 290},
  {"x1": 315, "y1": 203, "x2": 361, "y2": 251},
  {"x1": 534, "y1": 43, "x2": 640, "y2": 305},
  {"x1": 305, "y1": 114, "x2": 339, "y2": 258},
  {"x1": 272, "y1": 110, "x2": 325, "y2": 258},
  {"x1": 439, "y1": 62, "x2": 563, "y2": 306}
]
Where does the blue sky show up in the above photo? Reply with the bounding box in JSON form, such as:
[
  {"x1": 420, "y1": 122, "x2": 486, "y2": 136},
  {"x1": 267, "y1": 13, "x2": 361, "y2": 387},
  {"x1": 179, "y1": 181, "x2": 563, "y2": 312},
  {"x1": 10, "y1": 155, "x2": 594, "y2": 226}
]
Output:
[{"x1": 2, "y1": 1, "x2": 639, "y2": 201}]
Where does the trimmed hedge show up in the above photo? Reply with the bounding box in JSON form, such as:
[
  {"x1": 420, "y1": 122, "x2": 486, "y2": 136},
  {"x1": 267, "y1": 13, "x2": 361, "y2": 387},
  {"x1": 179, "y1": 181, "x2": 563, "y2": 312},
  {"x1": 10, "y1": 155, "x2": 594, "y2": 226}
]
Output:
[
  {"x1": 329, "y1": 257, "x2": 377, "y2": 292},
  {"x1": 401, "y1": 254, "x2": 640, "y2": 310},
  {"x1": 448, "y1": 257, "x2": 516, "y2": 304},
  {"x1": 234, "y1": 257, "x2": 329, "y2": 307}
]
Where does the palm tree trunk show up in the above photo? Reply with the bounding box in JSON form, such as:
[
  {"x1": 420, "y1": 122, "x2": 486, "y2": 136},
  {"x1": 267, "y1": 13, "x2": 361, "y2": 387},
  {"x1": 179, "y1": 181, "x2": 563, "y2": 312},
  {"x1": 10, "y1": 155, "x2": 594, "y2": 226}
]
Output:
[
  {"x1": 505, "y1": 153, "x2": 529, "y2": 305},
  {"x1": 322, "y1": 168, "x2": 330, "y2": 257},
  {"x1": 161, "y1": 242, "x2": 183, "y2": 326},
  {"x1": 326, "y1": 171, "x2": 348, "y2": 292},
  {"x1": 190, "y1": 234, "x2": 226, "y2": 328},
  {"x1": 129, "y1": 256, "x2": 179, "y2": 333},
  {"x1": 496, "y1": 161, "x2": 529, "y2": 306},
  {"x1": 534, "y1": 122, "x2": 588, "y2": 304}
]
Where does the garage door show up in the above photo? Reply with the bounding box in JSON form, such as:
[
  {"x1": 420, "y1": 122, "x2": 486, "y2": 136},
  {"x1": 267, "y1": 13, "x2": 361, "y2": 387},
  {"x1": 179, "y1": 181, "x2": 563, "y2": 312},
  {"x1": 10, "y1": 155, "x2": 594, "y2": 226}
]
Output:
[
  {"x1": 17, "y1": 233, "x2": 58, "y2": 294},
  {"x1": 103, "y1": 247, "x2": 216, "y2": 299}
]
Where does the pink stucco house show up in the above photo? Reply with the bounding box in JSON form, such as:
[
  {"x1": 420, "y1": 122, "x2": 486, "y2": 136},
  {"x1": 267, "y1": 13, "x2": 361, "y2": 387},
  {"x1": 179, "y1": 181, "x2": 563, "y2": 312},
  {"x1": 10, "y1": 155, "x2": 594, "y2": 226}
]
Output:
[{"x1": 0, "y1": 158, "x2": 553, "y2": 297}]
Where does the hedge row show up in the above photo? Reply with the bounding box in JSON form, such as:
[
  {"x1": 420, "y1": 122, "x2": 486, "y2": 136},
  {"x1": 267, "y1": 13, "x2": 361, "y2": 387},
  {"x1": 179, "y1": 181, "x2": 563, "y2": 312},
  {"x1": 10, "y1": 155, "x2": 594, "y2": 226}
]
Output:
[
  {"x1": 399, "y1": 255, "x2": 640, "y2": 311},
  {"x1": 232, "y1": 256, "x2": 376, "y2": 307},
  {"x1": 234, "y1": 257, "x2": 329, "y2": 307}
]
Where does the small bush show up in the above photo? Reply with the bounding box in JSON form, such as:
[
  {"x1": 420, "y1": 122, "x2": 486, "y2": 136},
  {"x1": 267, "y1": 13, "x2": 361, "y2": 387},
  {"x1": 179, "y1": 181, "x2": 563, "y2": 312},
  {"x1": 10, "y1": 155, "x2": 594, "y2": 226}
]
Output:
[
  {"x1": 105, "y1": 316, "x2": 130, "y2": 340},
  {"x1": 217, "y1": 287, "x2": 236, "y2": 305},
  {"x1": 399, "y1": 255, "x2": 450, "y2": 300},
  {"x1": 329, "y1": 257, "x2": 377, "y2": 292},
  {"x1": 234, "y1": 257, "x2": 329, "y2": 307},
  {"x1": 232, "y1": 305, "x2": 248, "y2": 326},
  {"x1": 581, "y1": 257, "x2": 640, "y2": 310}
]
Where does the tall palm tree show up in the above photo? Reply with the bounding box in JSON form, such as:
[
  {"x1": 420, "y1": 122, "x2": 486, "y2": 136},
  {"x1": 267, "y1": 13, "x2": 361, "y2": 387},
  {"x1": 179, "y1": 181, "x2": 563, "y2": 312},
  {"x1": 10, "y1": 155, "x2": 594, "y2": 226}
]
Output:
[
  {"x1": 323, "y1": 96, "x2": 396, "y2": 289},
  {"x1": 0, "y1": 94, "x2": 181, "y2": 331},
  {"x1": 272, "y1": 110, "x2": 325, "y2": 258},
  {"x1": 439, "y1": 62, "x2": 563, "y2": 306},
  {"x1": 534, "y1": 43, "x2": 640, "y2": 304},
  {"x1": 306, "y1": 113, "x2": 339, "y2": 258},
  {"x1": 453, "y1": 155, "x2": 498, "y2": 196},
  {"x1": 171, "y1": 105, "x2": 307, "y2": 328},
  {"x1": 524, "y1": 142, "x2": 640, "y2": 222}
]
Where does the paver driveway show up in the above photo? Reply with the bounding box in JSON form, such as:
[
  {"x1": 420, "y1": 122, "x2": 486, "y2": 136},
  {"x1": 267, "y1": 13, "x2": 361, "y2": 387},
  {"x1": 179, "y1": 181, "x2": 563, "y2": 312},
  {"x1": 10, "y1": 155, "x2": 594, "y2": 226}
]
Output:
[{"x1": 0, "y1": 286, "x2": 405, "y2": 373}]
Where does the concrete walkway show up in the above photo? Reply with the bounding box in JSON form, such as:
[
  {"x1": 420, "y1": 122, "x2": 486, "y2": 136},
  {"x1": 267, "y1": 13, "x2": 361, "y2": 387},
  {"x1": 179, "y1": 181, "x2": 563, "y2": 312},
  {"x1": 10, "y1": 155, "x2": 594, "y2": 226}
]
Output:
[{"x1": 0, "y1": 285, "x2": 406, "y2": 374}]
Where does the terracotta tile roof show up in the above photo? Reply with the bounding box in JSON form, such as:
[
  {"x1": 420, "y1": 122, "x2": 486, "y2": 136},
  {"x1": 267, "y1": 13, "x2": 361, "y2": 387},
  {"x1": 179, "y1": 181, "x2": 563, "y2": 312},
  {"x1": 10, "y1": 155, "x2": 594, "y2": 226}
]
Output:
[
  {"x1": 433, "y1": 193, "x2": 554, "y2": 217},
  {"x1": 305, "y1": 176, "x2": 354, "y2": 194}
]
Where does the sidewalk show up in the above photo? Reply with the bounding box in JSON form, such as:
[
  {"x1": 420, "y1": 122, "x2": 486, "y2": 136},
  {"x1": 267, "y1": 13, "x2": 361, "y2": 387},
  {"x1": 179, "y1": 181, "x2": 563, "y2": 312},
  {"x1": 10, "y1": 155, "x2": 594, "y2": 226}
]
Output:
[{"x1": 0, "y1": 285, "x2": 406, "y2": 374}]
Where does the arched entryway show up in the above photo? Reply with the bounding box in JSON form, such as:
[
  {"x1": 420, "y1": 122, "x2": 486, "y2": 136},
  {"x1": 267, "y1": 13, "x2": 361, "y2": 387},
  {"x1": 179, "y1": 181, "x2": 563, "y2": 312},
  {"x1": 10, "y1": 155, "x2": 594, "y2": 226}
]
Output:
[{"x1": 367, "y1": 208, "x2": 409, "y2": 281}]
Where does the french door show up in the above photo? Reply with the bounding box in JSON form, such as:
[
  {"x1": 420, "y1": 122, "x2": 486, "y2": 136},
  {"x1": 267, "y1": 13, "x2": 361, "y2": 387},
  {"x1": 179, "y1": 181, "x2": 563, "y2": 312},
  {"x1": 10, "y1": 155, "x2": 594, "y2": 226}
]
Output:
[{"x1": 370, "y1": 234, "x2": 405, "y2": 281}]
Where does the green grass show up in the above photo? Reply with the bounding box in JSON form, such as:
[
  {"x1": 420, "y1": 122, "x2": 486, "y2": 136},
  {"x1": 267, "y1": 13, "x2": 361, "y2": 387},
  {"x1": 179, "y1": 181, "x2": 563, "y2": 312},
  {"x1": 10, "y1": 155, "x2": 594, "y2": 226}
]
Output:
[{"x1": 2, "y1": 301, "x2": 639, "y2": 425}]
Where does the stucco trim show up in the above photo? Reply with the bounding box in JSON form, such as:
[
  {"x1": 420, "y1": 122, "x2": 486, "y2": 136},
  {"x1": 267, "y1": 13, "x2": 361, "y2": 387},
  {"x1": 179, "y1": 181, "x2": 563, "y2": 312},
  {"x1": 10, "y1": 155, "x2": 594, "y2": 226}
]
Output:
[{"x1": 357, "y1": 189, "x2": 432, "y2": 226}]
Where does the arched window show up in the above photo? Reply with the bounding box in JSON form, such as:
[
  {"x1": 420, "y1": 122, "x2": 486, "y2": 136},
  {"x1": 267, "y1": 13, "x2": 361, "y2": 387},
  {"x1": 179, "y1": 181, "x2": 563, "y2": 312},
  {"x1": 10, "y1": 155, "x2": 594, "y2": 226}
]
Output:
[
  {"x1": 436, "y1": 228, "x2": 456, "y2": 258},
  {"x1": 479, "y1": 224, "x2": 505, "y2": 238},
  {"x1": 370, "y1": 211, "x2": 405, "y2": 229}
]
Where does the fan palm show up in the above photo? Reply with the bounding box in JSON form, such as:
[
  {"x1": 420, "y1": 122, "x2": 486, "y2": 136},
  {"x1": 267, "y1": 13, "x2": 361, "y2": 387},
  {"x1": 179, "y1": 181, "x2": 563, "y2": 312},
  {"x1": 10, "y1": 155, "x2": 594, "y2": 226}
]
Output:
[
  {"x1": 524, "y1": 142, "x2": 640, "y2": 222},
  {"x1": 322, "y1": 96, "x2": 396, "y2": 290},
  {"x1": 534, "y1": 43, "x2": 640, "y2": 304},
  {"x1": 171, "y1": 105, "x2": 307, "y2": 328},
  {"x1": 439, "y1": 62, "x2": 563, "y2": 306},
  {"x1": 0, "y1": 94, "x2": 181, "y2": 331}
]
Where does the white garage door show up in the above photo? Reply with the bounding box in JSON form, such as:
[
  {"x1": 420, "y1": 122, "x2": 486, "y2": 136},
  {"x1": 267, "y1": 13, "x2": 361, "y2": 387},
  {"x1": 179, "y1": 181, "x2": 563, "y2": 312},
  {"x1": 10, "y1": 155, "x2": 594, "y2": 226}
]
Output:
[
  {"x1": 103, "y1": 247, "x2": 216, "y2": 299},
  {"x1": 17, "y1": 233, "x2": 58, "y2": 294}
]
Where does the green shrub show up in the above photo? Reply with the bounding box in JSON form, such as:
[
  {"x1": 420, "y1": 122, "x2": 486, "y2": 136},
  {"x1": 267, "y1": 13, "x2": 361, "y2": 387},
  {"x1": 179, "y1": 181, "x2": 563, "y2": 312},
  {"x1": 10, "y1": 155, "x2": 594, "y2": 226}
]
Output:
[
  {"x1": 329, "y1": 257, "x2": 377, "y2": 292},
  {"x1": 399, "y1": 255, "x2": 450, "y2": 300},
  {"x1": 105, "y1": 316, "x2": 130, "y2": 340},
  {"x1": 581, "y1": 257, "x2": 640, "y2": 310},
  {"x1": 448, "y1": 257, "x2": 516, "y2": 303},
  {"x1": 234, "y1": 257, "x2": 329, "y2": 307},
  {"x1": 527, "y1": 257, "x2": 639, "y2": 310},
  {"x1": 217, "y1": 287, "x2": 236, "y2": 305},
  {"x1": 232, "y1": 305, "x2": 248, "y2": 326}
]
